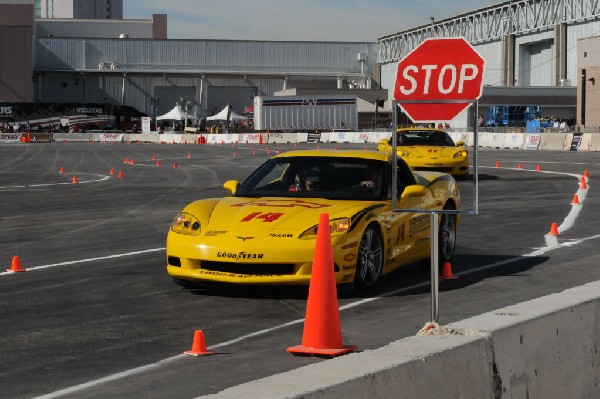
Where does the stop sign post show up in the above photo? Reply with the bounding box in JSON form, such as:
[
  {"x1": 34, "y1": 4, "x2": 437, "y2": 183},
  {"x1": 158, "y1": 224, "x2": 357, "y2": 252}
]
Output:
[{"x1": 393, "y1": 37, "x2": 485, "y2": 122}]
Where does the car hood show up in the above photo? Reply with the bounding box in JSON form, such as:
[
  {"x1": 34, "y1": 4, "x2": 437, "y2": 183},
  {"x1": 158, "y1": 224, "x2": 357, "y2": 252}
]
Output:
[{"x1": 187, "y1": 197, "x2": 380, "y2": 231}]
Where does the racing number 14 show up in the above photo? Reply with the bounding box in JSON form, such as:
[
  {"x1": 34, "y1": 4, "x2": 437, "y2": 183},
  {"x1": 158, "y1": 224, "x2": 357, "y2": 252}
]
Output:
[{"x1": 241, "y1": 212, "x2": 284, "y2": 223}]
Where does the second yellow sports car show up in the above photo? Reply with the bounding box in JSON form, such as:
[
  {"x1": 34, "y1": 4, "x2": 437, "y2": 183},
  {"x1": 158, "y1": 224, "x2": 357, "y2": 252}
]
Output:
[
  {"x1": 166, "y1": 149, "x2": 461, "y2": 291},
  {"x1": 376, "y1": 128, "x2": 469, "y2": 179}
]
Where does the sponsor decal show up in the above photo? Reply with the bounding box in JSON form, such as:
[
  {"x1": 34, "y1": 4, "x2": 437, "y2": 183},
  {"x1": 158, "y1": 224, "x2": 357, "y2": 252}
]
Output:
[
  {"x1": 341, "y1": 265, "x2": 355, "y2": 271},
  {"x1": 0, "y1": 133, "x2": 22, "y2": 143},
  {"x1": 270, "y1": 233, "x2": 294, "y2": 238},
  {"x1": 204, "y1": 230, "x2": 227, "y2": 236},
  {"x1": 340, "y1": 241, "x2": 358, "y2": 249},
  {"x1": 343, "y1": 254, "x2": 356, "y2": 262},
  {"x1": 198, "y1": 270, "x2": 276, "y2": 278},
  {"x1": 233, "y1": 199, "x2": 329, "y2": 209},
  {"x1": 409, "y1": 214, "x2": 429, "y2": 236},
  {"x1": 216, "y1": 251, "x2": 264, "y2": 260},
  {"x1": 396, "y1": 223, "x2": 406, "y2": 244},
  {"x1": 236, "y1": 236, "x2": 255, "y2": 241}
]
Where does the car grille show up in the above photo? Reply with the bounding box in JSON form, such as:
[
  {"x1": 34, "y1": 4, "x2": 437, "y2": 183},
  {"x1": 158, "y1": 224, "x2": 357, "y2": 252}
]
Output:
[{"x1": 201, "y1": 261, "x2": 296, "y2": 276}]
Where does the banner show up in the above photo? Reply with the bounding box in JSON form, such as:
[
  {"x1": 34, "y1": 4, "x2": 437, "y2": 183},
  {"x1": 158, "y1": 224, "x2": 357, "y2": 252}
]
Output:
[
  {"x1": 569, "y1": 132, "x2": 583, "y2": 151},
  {"x1": 0, "y1": 132, "x2": 22, "y2": 143}
]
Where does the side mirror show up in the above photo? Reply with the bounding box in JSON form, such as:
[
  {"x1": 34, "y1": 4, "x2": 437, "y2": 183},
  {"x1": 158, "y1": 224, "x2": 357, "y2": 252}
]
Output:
[
  {"x1": 401, "y1": 184, "x2": 427, "y2": 198},
  {"x1": 223, "y1": 180, "x2": 240, "y2": 195},
  {"x1": 456, "y1": 140, "x2": 465, "y2": 146}
]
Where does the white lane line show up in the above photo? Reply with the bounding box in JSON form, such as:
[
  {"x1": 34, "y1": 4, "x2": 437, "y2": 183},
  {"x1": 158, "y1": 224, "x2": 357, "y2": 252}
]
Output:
[
  {"x1": 32, "y1": 170, "x2": 597, "y2": 398},
  {"x1": 0, "y1": 248, "x2": 164, "y2": 276},
  {"x1": 0, "y1": 174, "x2": 110, "y2": 189}
]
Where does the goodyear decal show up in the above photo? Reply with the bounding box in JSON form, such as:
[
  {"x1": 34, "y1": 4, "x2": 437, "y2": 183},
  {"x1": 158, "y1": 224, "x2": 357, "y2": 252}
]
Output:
[
  {"x1": 409, "y1": 214, "x2": 429, "y2": 236},
  {"x1": 216, "y1": 251, "x2": 264, "y2": 260}
]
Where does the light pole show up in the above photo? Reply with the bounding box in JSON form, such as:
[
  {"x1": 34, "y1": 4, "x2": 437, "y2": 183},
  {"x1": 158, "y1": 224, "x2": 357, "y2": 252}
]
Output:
[{"x1": 182, "y1": 97, "x2": 192, "y2": 130}]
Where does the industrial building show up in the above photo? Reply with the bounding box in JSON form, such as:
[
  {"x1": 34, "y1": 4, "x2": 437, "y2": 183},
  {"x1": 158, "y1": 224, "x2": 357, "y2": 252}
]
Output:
[{"x1": 1, "y1": 0, "x2": 600, "y2": 130}]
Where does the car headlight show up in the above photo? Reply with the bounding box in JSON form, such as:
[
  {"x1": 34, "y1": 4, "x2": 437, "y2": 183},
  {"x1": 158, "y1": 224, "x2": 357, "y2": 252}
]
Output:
[
  {"x1": 299, "y1": 217, "x2": 350, "y2": 239},
  {"x1": 170, "y1": 212, "x2": 201, "y2": 236},
  {"x1": 453, "y1": 149, "x2": 468, "y2": 159}
]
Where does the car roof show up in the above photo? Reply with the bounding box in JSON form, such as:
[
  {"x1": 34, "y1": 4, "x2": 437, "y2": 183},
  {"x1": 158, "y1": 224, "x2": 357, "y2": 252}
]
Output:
[{"x1": 273, "y1": 149, "x2": 390, "y2": 162}]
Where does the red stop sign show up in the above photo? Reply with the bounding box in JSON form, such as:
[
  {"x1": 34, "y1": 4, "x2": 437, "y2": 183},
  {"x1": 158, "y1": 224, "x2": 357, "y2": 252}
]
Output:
[{"x1": 393, "y1": 37, "x2": 485, "y2": 122}]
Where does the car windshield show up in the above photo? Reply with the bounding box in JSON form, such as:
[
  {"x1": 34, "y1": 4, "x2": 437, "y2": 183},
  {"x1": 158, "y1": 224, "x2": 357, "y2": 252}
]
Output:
[
  {"x1": 396, "y1": 130, "x2": 456, "y2": 147},
  {"x1": 235, "y1": 156, "x2": 387, "y2": 201}
]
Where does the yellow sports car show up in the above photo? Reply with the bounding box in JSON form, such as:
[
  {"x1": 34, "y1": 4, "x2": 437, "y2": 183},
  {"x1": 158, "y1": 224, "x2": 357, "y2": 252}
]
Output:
[
  {"x1": 376, "y1": 128, "x2": 469, "y2": 179},
  {"x1": 166, "y1": 149, "x2": 460, "y2": 291}
]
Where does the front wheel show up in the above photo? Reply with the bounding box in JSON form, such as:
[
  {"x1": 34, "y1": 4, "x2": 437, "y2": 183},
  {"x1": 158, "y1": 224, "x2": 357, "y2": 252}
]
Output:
[
  {"x1": 438, "y1": 203, "x2": 457, "y2": 263},
  {"x1": 353, "y1": 225, "x2": 384, "y2": 291}
]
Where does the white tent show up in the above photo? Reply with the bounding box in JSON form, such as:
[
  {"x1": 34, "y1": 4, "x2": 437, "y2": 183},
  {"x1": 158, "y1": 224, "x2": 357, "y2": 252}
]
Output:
[
  {"x1": 206, "y1": 105, "x2": 248, "y2": 121},
  {"x1": 156, "y1": 105, "x2": 197, "y2": 121}
]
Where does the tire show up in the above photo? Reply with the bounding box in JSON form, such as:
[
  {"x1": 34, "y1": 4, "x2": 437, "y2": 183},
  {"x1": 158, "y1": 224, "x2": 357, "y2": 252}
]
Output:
[
  {"x1": 353, "y1": 225, "x2": 384, "y2": 291},
  {"x1": 438, "y1": 203, "x2": 457, "y2": 263}
]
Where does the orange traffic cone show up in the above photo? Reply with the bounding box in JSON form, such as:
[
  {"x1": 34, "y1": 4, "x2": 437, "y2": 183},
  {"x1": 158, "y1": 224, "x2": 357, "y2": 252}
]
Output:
[
  {"x1": 317, "y1": 143, "x2": 321, "y2": 149},
  {"x1": 536, "y1": 164, "x2": 541, "y2": 171},
  {"x1": 124, "y1": 157, "x2": 129, "y2": 163},
  {"x1": 252, "y1": 150, "x2": 256, "y2": 156},
  {"x1": 173, "y1": 163, "x2": 178, "y2": 169},
  {"x1": 59, "y1": 166, "x2": 65, "y2": 173},
  {"x1": 580, "y1": 176, "x2": 588, "y2": 189},
  {"x1": 156, "y1": 160, "x2": 161, "y2": 166},
  {"x1": 152, "y1": 155, "x2": 156, "y2": 161},
  {"x1": 233, "y1": 152, "x2": 237, "y2": 157},
  {"x1": 517, "y1": 163, "x2": 523, "y2": 169},
  {"x1": 259, "y1": 132, "x2": 263, "y2": 144},
  {"x1": 495, "y1": 161, "x2": 501, "y2": 168},
  {"x1": 572, "y1": 194, "x2": 580, "y2": 204},
  {"x1": 7, "y1": 256, "x2": 25, "y2": 272},
  {"x1": 184, "y1": 330, "x2": 214, "y2": 356},
  {"x1": 118, "y1": 171, "x2": 124, "y2": 178},
  {"x1": 72, "y1": 176, "x2": 79, "y2": 184},
  {"x1": 187, "y1": 153, "x2": 191, "y2": 159},
  {"x1": 549, "y1": 222, "x2": 559, "y2": 236},
  {"x1": 286, "y1": 213, "x2": 357, "y2": 357},
  {"x1": 109, "y1": 168, "x2": 115, "y2": 175},
  {"x1": 584, "y1": 169, "x2": 589, "y2": 178},
  {"x1": 441, "y1": 261, "x2": 457, "y2": 279}
]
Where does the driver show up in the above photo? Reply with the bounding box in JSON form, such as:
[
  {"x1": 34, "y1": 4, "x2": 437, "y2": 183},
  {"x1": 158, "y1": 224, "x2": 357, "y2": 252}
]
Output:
[{"x1": 289, "y1": 167, "x2": 320, "y2": 191}]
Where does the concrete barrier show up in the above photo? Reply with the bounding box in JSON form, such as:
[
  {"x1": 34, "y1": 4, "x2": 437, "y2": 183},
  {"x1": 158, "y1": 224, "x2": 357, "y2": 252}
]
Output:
[{"x1": 201, "y1": 280, "x2": 600, "y2": 398}]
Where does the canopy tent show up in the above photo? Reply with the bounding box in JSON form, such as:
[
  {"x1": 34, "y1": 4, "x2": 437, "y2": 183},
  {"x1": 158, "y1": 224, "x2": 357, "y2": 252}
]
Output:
[
  {"x1": 156, "y1": 105, "x2": 197, "y2": 121},
  {"x1": 206, "y1": 105, "x2": 248, "y2": 121}
]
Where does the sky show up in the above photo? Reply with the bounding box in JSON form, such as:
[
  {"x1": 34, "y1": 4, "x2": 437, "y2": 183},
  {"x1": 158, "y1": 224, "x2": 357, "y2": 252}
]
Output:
[{"x1": 124, "y1": 0, "x2": 498, "y2": 42}]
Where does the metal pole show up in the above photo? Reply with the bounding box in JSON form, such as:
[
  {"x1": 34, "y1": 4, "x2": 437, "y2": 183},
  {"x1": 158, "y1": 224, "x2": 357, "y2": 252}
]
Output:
[
  {"x1": 473, "y1": 99, "x2": 479, "y2": 215},
  {"x1": 391, "y1": 101, "x2": 398, "y2": 209},
  {"x1": 430, "y1": 212, "x2": 439, "y2": 323}
]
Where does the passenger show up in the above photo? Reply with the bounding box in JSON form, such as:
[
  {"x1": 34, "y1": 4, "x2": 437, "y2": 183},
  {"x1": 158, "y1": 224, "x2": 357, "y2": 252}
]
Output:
[{"x1": 289, "y1": 167, "x2": 320, "y2": 191}]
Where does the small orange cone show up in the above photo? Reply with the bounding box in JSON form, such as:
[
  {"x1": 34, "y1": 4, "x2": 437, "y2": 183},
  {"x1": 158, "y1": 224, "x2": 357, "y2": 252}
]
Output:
[
  {"x1": 572, "y1": 194, "x2": 580, "y2": 204},
  {"x1": 187, "y1": 153, "x2": 191, "y2": 159},
  {"x1": 584, "y1": 169, "x2": 589, "y2": 178},
  {"x1": 549, "y1": 222, "x2": 559, "y2": 236},
  {"x1": 580, "y1": 176, "x2": 588, "y2": 189},
  {"x1": 287, "y1": 213, "x2": 357, "y2": 357},
  {"x1": 184, "y1": 330, "x2": 214, "y2": 356},
  {"x1": 118, "y1": 171, "x2": 124, "y2": 178},
  {"x1": 109, "y1": 168, "x2": 115, "y2": 175},
  {"x1": 72, "y1": 176, "x2": 79, "y2": 184},
  {"x1": 173, "y1": 163, "x2": 178, "y2": 168},
  {"x1": 517, "y1": 163, "x2": 523, "y2": 169},
  {"x1": 156, "y1": 160, "x2": 161, "y2": 166},
  {"x1": 59, "y1": 167, "x2": 65, "y2": 173},
  {"x1": 536, "y1": 164, "x2": 541, "y2": 171},
  {"x1": 442, "y1": 261, "x2": 457, "y2": 279},
  {"x1": 252, "y1": 150, "x2": 256, "y2": 156},
  {"x1": 130, "y1": 159, "x2": 135, "y2": 165},
  {"x1": 233, "y1": 152, "x2": 237, "y2": 157},
  {"x1": 152, "y1": 155, "x2": 156, "y2": 161},
  {"x1": 124, "y1": 157, "x2": 129, "y2": 163},
  {"x1": 7, "y1": 256, "x2": 25, "y2": 272},
  {"x1": 317, "y1": 143, "x2": 321, "y2": 149},
  {"x1": 495, "y1": 161, "x2": 501, "y2": 168}
]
